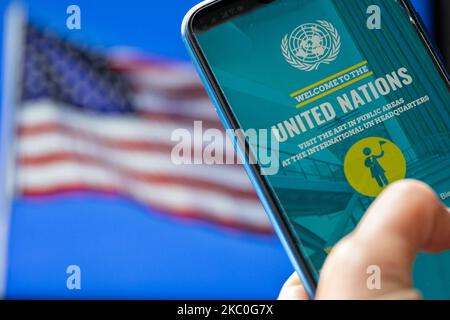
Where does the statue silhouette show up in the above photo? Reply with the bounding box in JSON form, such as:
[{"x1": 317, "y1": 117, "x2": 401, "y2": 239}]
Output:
[{"x1": 363, "y1": 144, "x2": 388, "y2": 188}]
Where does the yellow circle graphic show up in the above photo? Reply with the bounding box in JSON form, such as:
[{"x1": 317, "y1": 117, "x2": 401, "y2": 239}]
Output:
[{"x1": 344, "y1": 137, "x2": 406, "y2": 197}]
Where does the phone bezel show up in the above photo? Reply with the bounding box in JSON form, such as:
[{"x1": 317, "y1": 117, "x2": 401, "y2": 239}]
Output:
[{"x1": 182, "y1": 0, "x2": 450, "y2": 299}]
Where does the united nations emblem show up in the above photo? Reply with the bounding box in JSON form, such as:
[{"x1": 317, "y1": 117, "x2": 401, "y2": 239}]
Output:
[{"x1": 281, "y1": 20, "x2": 341, "y2": 72}]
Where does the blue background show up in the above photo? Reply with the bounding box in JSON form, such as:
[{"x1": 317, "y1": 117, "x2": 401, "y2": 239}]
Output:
[{"x1": 0, "y1": 0, "x2": 435, "y2": 299}]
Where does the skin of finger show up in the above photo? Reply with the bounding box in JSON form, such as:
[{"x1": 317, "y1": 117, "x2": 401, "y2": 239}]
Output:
[
  {"x1": 278, "y1": 272, "x2": 310, "y2": 300},
  {"x1": 317, "y1": 180, "x2": 449, "y2": 299},
  {"x1": 278, "y1": 284, "x2": 310, "y2": 300},
  {"x1": 317, "y1": 235, "x2": 422, "y2": 299},
  {"x1": 355, "y1": 180, "x2": 450, "y2": 253}
]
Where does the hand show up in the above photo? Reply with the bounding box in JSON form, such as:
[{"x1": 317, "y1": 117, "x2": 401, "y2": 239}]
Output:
[{"x1": 279, "y1": 180, "x2": 450, "y2": 300}]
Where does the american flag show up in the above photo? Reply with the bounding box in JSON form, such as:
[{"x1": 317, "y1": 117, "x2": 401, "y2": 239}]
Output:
[{"x1": 13, "y1": 24, "x2": 271, "y2": 234}]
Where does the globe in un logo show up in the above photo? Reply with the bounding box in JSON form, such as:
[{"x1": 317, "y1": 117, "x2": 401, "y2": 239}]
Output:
[{"x1": 281, "y1": 20, "x2": 341, "y2": 72}]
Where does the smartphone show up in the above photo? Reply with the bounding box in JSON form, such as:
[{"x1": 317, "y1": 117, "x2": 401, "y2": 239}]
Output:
[{"x1": 182, "y1": 0, "x2": 450, "y2": 299}]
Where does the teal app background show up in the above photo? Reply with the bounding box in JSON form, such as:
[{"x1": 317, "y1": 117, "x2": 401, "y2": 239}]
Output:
[{"x1": 197, "y1": 0, "x2": 450, "y2": 298}]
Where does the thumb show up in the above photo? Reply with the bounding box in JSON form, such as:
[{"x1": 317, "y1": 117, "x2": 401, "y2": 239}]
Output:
[{"x1": 317, "y1": 180, "x2": 450, "y2": 299}]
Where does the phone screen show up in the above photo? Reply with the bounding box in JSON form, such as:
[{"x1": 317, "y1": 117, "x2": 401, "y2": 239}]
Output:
[{"x1": 193, "y1": 0, "x2": 450, "y2": 298}]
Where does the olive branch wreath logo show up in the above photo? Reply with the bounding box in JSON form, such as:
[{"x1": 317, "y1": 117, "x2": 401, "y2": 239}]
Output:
[{"x1": 281, "y1": 20, "x2": 341, "y2": 72}]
